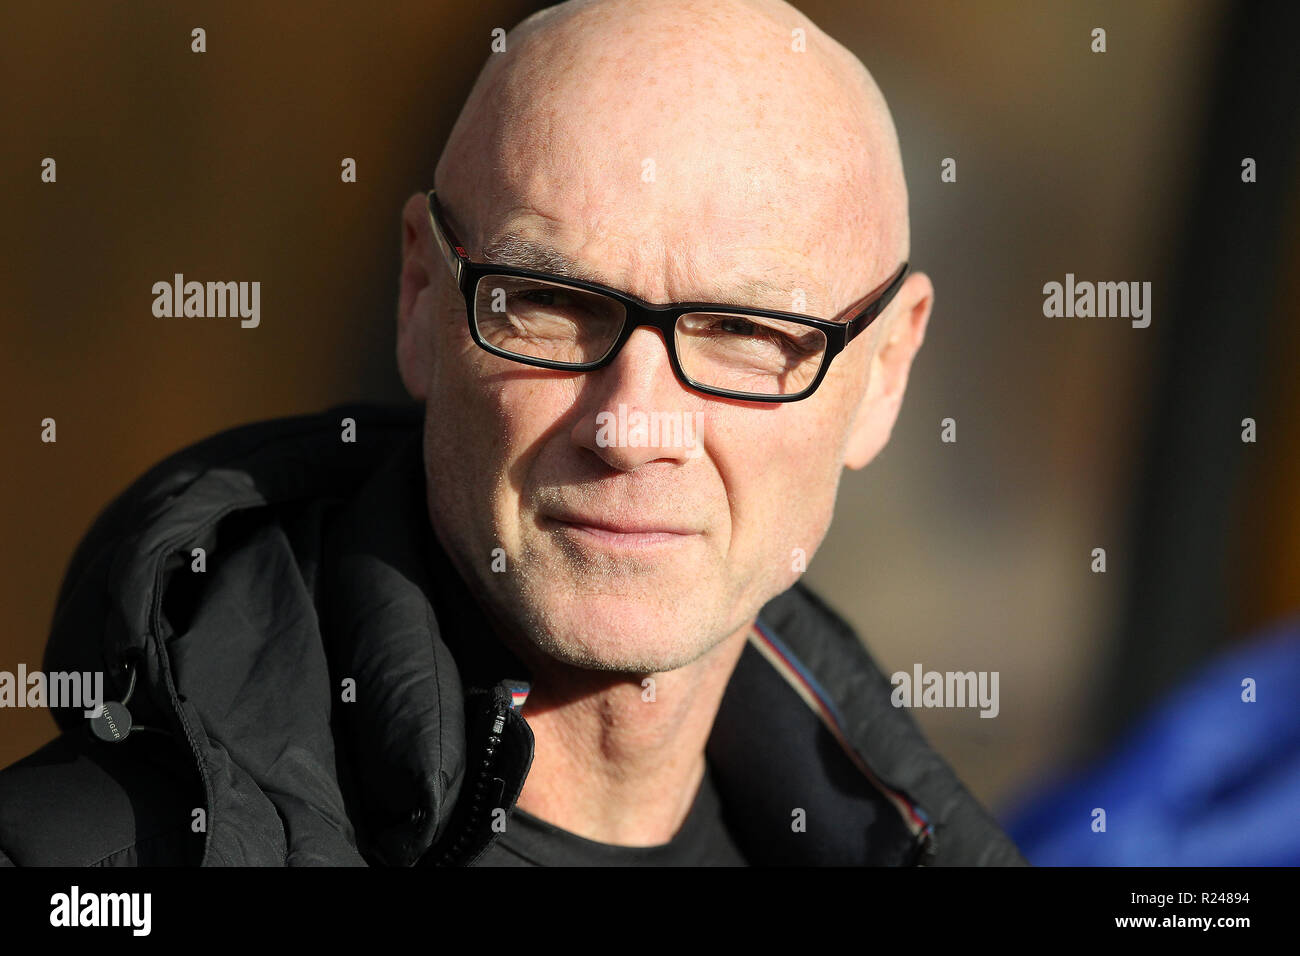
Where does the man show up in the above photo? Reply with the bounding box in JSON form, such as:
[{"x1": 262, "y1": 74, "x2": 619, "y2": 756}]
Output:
[{"x1": 0, "y1": 0, "x2": 1026, "y2": 866}]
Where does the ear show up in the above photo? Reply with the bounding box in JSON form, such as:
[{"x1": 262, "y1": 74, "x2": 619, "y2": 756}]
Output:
[
  {"x1": 396, "y1": 192, "x2": 438, "y2": 402},
  {"x1": 843, "y1": 271, "x2": 933, "y2": 470}
]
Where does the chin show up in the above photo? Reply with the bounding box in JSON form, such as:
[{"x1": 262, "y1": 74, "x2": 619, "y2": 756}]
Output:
[{"x1": 519, "y1": 592, "x2": 723, "y2": 674}]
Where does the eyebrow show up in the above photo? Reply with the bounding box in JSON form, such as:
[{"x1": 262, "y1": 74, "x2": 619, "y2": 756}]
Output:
[{"x1": 479, "y1": 233, "x2": 816, "y2": 314}]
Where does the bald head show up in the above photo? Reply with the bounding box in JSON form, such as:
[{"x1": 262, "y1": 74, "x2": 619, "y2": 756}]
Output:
[{"x1": 434, "y1": 0, "x2": 908, "y2": 318}]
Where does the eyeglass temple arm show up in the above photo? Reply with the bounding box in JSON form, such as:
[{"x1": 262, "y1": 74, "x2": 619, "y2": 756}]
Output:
[
  {"x1": 845, "y1": 262, "x2": 909, "y2": 343},
  {"x1": 427, "y1": 190, "x2": 465, "y2": 286}
]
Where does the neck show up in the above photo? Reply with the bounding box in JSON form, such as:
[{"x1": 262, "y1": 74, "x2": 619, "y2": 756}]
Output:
[{"x1": 508, "y1": 621, "x2": 751, "y2": 846}]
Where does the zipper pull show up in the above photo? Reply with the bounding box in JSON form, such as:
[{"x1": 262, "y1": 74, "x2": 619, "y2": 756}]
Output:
[
  {"x1": 88, "y1": 660, "x2": 138, "y2": 742},
  {"x1": 88, "y1": 659, "x2": 172, "y2": 743}
]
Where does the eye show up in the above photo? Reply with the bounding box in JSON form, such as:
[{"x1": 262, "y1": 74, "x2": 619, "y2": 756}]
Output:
[
  {"x1": 519, "y1": 289, "x2": 559, "y2": 307},
  {"x1": 717, "y1": 316, "x2": 760, "y2": 336},
  {"x1": 510, "y1": 287, "x2": 595, "y2": 316},
  {"x1": 712, "y1": 316, "x2": 822, "y2": 356}
]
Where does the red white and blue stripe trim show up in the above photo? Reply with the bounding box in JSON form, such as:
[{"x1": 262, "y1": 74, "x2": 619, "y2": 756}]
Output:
[
  {"x1": 748, "y1": 619, "x2": 934, "y2": 844},
  {"x1": 506, "y1": 682, "x2": 530, "y2": 711}
]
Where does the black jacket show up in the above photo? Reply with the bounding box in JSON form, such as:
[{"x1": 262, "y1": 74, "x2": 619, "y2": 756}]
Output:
[{"x1": 0, "y1": 404, "x2": 1027, "y2": 866}]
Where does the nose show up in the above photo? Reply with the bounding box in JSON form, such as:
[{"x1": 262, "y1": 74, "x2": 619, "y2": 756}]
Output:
[{"x1": 569, "y1": 326, "x2": 705, "y2": 471}]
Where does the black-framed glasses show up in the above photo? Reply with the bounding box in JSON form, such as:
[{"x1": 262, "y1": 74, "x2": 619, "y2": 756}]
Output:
[{"x1": 427, "y1": 189, "x2": 908, "y2": 403}]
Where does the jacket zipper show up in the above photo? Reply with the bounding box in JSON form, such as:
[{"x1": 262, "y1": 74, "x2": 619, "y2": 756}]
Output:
[{"x1": 436, "y1": 691, "x2": 510, "y2": 866}]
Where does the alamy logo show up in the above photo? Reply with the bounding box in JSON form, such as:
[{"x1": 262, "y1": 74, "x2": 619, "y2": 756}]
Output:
[
  {"x1": 1042, "y1": 273, "x2": 1151, "y2": 328},
  {"x1": 0, "y1": 665, "x2": 103, "y2": 716},
  {"x1": 595, "y1": 404, "x2": 704, "y2": 459},
  {"x1": 890, "y1": 664, "x2": 1000, "y2": 718},
  {"x1": 50, "y1": 886, "x2": 151, "y2": 936},
  {"x1": 152, "y1": 273, "x2": 260, "y2": 328}
]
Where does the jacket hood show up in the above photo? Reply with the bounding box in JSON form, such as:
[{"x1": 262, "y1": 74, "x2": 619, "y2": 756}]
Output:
[{"x1": 43, "y1": 403, "x2": 1026, "y2": 866}]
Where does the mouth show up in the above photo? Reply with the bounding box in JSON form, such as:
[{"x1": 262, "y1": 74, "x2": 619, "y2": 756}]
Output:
[{"x1": 543, "y1": 514, "x2": 699, "y2": 551}]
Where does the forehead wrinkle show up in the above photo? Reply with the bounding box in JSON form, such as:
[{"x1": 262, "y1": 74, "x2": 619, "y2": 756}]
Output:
[{"x1": 480, "y1": 232, "x2": 826, "y2": 315}]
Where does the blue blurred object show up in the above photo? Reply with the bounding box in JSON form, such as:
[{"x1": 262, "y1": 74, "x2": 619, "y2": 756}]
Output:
[{"x1": 1002, "y1": 617, "x2": 1300, "y2": 865}]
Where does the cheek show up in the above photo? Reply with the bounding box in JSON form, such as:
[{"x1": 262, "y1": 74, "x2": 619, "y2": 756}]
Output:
[
  {"x1": 427, "y1": 341, "x2": 492, "y2": 459},
  {"x1": 711, "y1": 406, "x2": 847, "y2": 580},
  {"x1": 425, "y1": 341, "x2": 578, "y2": 531},
  {"x1": 422, "y1": 333, "x2": 514, "y2": 539}
]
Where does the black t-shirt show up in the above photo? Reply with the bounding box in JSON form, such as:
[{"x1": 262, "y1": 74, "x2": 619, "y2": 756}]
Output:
[{"x1": 475, "y1": 763, "x2": 747, "y2": 866}]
